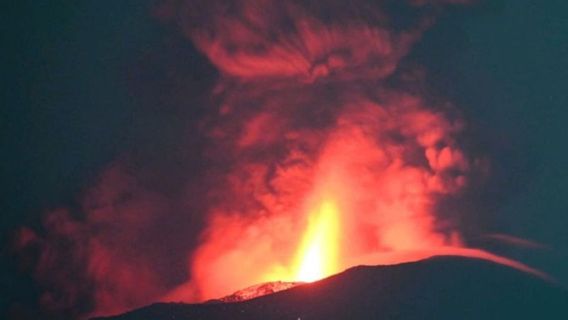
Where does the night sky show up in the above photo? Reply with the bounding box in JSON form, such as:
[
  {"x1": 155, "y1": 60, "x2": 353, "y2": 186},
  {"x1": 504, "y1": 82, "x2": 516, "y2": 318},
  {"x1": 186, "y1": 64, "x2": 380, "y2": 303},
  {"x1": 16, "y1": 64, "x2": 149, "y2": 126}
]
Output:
[{"x1": 2, "y1": 0, "x2": 567, "y2": 319}]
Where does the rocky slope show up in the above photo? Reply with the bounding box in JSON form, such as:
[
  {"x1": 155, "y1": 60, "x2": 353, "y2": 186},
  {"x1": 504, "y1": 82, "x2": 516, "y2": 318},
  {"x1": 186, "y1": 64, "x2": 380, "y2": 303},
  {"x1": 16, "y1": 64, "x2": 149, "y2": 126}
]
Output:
[{"x1": 95, "y1": 256, "x2": 568, "y2": 320}]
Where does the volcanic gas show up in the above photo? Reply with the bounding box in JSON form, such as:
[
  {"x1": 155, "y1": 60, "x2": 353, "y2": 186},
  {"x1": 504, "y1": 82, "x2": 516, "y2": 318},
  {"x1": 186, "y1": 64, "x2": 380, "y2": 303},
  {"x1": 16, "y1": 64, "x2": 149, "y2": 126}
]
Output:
[
  {"x1": 162, "y1": 0, "x2": 515, "y2": 302},
  {"x1": 160, "y1": 0, "x2": 549, "y2": 303},
  {"x1": 14, "y1": 0, "x2": 546, "y2": 318}
]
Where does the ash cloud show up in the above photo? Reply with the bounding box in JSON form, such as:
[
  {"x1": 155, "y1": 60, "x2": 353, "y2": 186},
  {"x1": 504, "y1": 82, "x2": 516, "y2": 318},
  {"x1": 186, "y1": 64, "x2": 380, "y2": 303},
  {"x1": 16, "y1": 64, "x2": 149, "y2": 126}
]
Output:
[{"x1": 13, "y1": 0, "x2": 494, "y2": 318}]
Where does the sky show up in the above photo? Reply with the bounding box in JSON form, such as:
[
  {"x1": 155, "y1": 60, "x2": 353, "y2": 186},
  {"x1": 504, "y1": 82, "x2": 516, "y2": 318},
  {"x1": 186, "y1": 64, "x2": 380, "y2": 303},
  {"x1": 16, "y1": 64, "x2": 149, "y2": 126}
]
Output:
[{"x1": 2, "y1": 0, "x2": 567, "y2": 319}]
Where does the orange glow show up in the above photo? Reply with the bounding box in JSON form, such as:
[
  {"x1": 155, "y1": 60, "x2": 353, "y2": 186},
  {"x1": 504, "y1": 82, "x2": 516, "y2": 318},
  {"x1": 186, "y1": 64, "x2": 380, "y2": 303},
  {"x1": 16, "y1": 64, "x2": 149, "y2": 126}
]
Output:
[
  {"x1": 15, "y1": 2, "x2": 548, "y2": 318},
  {"x1": 293, "y1": 201, "x2": 340, "y2": 282},
  {"x1": 155, "y1": 0, "x2": 545, "y2": 305}
]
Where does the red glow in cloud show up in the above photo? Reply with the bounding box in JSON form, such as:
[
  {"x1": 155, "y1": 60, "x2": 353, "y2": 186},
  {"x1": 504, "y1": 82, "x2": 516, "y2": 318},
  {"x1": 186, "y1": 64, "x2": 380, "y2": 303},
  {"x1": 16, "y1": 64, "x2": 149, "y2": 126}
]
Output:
[
  {"x1": 166, "y1": 87, "x2": 477, "y2": 301},
  {"x1": 161, "y1": 0, "x2": 513, "y2": 302},
  {"x1": 15, "y1": 166, "x2": 177, "y2": 318},
  {"x1": 15, "y1": 0, "x2": 544, "y2": 318}
]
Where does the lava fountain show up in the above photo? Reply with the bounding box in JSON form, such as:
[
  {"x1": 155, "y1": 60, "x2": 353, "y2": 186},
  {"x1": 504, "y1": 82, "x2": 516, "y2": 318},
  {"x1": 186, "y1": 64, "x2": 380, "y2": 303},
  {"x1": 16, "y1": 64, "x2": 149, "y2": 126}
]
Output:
[{"x1": 294, "y1": 200, "x2": 340, "y2": 282}]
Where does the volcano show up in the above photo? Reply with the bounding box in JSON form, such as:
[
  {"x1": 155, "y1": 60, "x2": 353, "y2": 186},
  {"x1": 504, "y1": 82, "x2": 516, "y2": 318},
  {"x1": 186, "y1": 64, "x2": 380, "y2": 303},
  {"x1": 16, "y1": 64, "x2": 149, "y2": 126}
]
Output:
[{"x1": 93, "y1": 256, "x2": 567, "y2": 320}]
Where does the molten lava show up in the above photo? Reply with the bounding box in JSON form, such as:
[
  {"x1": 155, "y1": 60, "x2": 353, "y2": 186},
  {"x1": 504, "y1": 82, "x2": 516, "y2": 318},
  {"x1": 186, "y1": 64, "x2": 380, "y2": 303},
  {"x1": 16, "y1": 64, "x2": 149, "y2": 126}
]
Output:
[{"x1": 294, "y1": 201, "x2": 340, "y2": 282}]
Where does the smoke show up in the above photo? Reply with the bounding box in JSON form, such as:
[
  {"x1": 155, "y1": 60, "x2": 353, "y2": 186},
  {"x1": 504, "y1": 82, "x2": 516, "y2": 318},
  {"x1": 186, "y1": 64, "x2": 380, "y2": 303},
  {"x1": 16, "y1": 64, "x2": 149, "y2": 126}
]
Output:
[
  {"x1": 14, "y1": 0, "x2": 540, "y2": 318},
  {"x1": 14, "y1": 164, "x2": 197, "y2": 318},
  {"x1": 161, "y1": 0, "x2": 478, "y2": 301}
]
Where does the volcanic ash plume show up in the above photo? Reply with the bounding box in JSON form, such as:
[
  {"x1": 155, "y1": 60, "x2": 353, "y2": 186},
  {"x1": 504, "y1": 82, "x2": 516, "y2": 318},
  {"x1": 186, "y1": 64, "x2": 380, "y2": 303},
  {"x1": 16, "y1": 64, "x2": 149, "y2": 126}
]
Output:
[
  {"x1": 17, "y1": 0, "x2": 541, "y2": 318},
  {"x1": 163, "y1": 0, "x2": 479, "y2": 301}
]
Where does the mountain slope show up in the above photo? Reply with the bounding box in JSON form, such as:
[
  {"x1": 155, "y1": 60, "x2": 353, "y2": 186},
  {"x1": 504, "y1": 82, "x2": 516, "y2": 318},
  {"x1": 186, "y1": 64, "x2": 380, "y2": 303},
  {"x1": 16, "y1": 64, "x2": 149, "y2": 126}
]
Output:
[
  {"x1": 95, "y1": 256, "x2": 568, "y2": 320},
  {"x1": 214, "y1": 281, "x2": 303, "y2": 303}
]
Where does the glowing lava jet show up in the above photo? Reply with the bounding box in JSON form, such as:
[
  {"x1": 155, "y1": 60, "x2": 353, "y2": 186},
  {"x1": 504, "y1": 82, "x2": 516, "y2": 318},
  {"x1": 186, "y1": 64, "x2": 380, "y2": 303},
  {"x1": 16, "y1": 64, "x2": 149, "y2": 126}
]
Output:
[{"x1": 294, "y1": 201, "x2": 340, "y2": 282}]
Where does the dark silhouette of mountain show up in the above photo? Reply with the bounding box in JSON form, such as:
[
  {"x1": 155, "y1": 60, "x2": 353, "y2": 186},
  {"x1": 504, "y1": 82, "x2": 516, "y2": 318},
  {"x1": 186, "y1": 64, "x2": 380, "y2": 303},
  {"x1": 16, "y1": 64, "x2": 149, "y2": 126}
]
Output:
[{"x1": 94, "y1": 256, "x2": 568, "y2": 320}]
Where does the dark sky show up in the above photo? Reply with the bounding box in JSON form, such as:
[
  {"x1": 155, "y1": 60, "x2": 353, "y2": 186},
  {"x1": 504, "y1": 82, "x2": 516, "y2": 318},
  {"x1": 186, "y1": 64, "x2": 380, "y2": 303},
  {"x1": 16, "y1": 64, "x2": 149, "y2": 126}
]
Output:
[{"x1": 2, "y1": 0, "x2": 567, "y2": 318}]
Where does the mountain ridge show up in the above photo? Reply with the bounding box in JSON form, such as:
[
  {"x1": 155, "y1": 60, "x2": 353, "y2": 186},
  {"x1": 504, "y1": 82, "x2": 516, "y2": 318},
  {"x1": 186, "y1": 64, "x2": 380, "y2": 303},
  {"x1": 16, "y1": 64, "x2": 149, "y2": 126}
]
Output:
[{"x1": 94, "y1": 255, "x2": 568, "y2": 320}]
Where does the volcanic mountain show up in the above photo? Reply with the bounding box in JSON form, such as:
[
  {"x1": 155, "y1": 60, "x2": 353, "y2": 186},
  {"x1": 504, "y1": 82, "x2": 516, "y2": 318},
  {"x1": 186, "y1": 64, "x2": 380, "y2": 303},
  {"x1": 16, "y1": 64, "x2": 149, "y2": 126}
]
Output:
[{"x1": 94, "y1": 256, "x2": 568, "y2": 320}]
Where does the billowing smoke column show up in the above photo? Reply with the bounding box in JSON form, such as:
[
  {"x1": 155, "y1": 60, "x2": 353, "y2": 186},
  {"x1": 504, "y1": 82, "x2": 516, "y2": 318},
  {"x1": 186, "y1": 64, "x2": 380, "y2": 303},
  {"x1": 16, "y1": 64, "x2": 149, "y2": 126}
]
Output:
[
  {"x1": 14, "y1": 0, "x2": 541, "y2": 318},
  {"x1": 164, "y1": 0, "x2": 477, "y2": 301}
]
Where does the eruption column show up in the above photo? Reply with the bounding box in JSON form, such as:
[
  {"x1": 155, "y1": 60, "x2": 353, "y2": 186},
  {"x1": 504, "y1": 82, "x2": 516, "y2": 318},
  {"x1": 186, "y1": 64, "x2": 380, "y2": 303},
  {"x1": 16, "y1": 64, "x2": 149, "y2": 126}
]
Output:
[{"x1": 14, "y1": 2, "x2": 547, "y2": 318}]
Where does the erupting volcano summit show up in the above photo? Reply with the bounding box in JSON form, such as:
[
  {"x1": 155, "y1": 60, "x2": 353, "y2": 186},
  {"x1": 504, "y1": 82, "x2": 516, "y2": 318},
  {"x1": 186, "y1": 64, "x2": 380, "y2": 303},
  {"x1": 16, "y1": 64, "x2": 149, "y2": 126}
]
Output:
[{"x1": 12, "y1": 1, "x2": 562, "y2": 319}]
